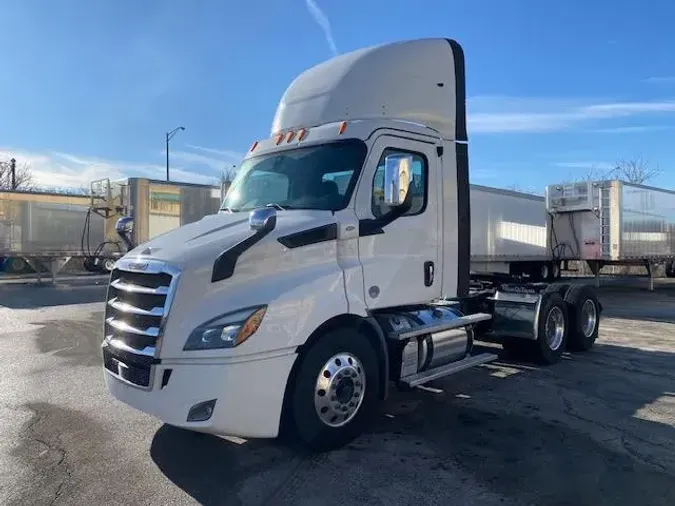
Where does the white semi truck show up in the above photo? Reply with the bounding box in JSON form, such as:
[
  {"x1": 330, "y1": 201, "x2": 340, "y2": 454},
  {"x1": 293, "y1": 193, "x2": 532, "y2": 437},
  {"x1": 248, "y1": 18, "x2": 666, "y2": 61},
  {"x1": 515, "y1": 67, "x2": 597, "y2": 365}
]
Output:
[{"x1": 102, "y1": 38, "x2": 602, "y2": 451}]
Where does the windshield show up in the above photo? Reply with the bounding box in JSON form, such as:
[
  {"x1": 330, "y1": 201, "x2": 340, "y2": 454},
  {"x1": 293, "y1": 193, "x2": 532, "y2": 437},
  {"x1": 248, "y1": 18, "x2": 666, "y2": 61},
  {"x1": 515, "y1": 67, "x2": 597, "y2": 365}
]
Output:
[{"x1": 221, "y1": 139, "x2": 367, "y2": 212}]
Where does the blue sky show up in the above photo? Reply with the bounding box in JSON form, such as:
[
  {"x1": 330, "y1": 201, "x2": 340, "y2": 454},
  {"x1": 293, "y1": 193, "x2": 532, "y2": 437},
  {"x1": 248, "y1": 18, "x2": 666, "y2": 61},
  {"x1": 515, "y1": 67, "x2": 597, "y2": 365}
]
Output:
[{"x1": 1, "y1": 0, "x2": 674, "y2": 192}]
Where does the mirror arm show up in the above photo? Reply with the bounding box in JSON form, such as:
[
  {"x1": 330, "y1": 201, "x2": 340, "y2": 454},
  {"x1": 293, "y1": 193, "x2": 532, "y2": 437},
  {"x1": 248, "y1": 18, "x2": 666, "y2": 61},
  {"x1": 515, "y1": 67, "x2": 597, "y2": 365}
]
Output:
[{"x1": 359, "y1": 194, "x2": 412, "y2": 236}]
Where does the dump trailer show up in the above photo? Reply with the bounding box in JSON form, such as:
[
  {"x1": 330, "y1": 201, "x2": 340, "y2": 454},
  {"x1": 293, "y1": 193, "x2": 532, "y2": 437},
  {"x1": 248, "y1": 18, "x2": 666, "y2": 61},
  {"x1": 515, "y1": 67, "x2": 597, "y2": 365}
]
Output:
[
  {"x1": 103, "y1": 37, "x2": 602, "y2": 451},
  {"x1": 470, "y1": 185, "x2": 555, "y2": 280},
  {"x1": 0, "y1": 190, "x2": 105, "y2": 276},
  {"x1": 546, "y1": 179, "x2": 675, "y2": 289}
]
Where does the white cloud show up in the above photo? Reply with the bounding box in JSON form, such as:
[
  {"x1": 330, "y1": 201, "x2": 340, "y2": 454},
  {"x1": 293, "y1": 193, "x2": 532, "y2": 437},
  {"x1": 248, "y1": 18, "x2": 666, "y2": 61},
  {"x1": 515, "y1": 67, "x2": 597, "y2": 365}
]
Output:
[
  {"x1": 642, "y1": 76, "x2": 675, "y2": 84},
  {"x1": 0, "y1": 148, "x2": 220, "y2": 191},
  {"x1": 591, "y1": 125, "x2": 675, "y2": 134},
  {"x1": 170, "y1": 151, "x2": 228, "y2": 171},
  {"x1": 184, "y1": 144, "x2": 244, "y2": 162},
  {"x1": 305, "y1": 0, "x2": 338, "y2": 57},
  {"x1": 468, "y1": 96, "x2": 675, "y2": 134},
  {"x1": 553, "y1": 161, "x2": 616, "y2": 171}
]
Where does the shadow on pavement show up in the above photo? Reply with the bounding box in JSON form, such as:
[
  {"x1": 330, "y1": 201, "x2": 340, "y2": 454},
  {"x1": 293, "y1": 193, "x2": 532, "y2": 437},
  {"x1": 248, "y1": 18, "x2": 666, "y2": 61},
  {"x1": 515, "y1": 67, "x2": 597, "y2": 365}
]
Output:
[
  {"x1": 150, "y1": 343, "x2": 675, "y2": 506},
  {"x1": 0, "y1": 281, "x2": 107, "y2": 309}
]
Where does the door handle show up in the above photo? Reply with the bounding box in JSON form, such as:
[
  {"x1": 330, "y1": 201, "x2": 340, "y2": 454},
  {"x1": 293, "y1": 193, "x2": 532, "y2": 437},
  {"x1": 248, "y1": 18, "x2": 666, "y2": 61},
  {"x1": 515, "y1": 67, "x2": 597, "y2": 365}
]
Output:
[{"x1": 424, "y1": 261, "x2": 434, "y2": 287}]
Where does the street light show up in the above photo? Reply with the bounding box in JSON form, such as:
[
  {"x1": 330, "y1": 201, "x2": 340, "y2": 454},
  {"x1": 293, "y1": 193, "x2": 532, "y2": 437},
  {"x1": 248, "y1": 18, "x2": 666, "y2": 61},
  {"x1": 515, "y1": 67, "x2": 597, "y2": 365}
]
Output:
[{"x1": 165, "y1": 126, "x2": 185, "y2": 181}]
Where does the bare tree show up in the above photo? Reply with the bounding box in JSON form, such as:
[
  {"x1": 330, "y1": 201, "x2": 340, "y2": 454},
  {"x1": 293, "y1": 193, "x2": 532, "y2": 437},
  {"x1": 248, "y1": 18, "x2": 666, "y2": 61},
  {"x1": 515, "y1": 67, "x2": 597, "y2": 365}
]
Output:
[
  {"x1": 613, "y1": 156, "x2": 660, "y2": 184},
  {"x1": 578, "y1": 164, "x2": 615, "y2": 182},
  {"x1": 0, "y1": 157, "x2": 34, "y2": 190},
  {"x1": 220, "y1": 164, "x2": 238, "y2": 193}
]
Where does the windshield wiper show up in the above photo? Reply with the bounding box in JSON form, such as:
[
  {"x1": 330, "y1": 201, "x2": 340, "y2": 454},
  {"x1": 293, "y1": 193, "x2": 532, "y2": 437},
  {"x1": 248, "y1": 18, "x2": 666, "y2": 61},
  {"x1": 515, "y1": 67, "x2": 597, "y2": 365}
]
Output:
[
  {"x1": 219, "y1": 207, "x2": 239, "y2": 213},
  {"x1": 266, "y1": 203, "x2": 287, "y2": 211}
]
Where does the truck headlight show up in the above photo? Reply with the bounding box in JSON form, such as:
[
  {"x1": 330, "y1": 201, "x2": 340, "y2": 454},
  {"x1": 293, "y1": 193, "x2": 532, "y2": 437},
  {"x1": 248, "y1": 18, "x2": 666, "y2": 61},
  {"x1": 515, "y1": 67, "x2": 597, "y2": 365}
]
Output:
[{"x1": 184, "y1": 306, "x2": 267, "y2": 351}]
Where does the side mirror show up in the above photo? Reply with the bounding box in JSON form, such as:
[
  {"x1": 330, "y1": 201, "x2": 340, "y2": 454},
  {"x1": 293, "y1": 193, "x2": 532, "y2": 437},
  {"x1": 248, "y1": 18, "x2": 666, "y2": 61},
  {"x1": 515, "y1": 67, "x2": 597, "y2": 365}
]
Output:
[
  {"x1": 383, "y1": 154, "x2": 413, "y2": 206},
  {"x1": 249, "y1": 207, "x2": 277, "y2": 231},
  {"x1": 115, "y1": 216, "x2": 134, "y2": 234}
]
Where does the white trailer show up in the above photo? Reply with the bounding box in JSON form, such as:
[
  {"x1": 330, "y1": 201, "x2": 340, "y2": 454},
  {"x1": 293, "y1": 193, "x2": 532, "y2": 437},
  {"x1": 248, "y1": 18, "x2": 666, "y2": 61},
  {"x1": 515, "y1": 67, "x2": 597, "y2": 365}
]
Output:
[
  {"x1": 103, "y1": 38, "x2": 602, "y2": 451},
  {"x1": 470, "y1": 185, "x2": 556, "y2": 281},
  {"x1": 546, "y1": 179, "x2": 675, "y2": 289}
]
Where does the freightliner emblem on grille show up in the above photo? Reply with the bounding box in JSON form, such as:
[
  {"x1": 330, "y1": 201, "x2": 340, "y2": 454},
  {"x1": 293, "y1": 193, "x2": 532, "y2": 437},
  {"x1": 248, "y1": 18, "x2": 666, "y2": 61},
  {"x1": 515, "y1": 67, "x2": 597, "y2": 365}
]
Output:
[{"x1": 127, "y1": 261, "x2": 149, "y2": 271}]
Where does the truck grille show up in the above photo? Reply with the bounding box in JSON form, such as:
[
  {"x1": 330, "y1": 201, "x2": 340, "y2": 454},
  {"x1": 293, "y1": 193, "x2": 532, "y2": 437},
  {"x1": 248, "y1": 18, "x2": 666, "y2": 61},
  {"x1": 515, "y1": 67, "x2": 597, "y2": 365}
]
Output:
[{"x1": 103, "y1": 258, "x2": 181, "y2": 389}]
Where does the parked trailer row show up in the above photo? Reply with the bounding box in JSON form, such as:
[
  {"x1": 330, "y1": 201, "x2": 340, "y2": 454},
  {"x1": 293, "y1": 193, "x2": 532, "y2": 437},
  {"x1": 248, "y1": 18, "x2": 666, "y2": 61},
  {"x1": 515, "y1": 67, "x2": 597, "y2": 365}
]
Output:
[{"x1": 0, "y1": 179, "x2": 222, "y2": 280}]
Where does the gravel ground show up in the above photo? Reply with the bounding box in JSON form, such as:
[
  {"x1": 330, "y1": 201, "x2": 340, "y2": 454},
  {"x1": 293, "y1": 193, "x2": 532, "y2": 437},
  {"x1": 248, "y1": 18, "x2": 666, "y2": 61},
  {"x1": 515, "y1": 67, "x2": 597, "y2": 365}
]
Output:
[{"x1": 0, "y1": 277, "x2": 674, "y2": 505}]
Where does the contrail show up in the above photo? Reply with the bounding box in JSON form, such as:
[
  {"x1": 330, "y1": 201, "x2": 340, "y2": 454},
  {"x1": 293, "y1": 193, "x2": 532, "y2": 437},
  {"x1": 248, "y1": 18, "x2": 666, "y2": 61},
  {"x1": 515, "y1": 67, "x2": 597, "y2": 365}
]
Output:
[{"x1": 305, "y1": 0, "x2": 338, "y2": 56}]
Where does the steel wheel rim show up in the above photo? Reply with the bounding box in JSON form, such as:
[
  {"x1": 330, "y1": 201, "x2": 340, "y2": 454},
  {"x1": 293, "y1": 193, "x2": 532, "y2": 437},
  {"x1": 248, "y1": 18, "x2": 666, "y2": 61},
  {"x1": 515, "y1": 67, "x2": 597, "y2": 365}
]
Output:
[
  {"x1": 314, "y1": 353, "x2": 366, "y2": 428},
  {"x1": 545, "y1": 306, "x2": 565, "y2": 351},
  {"x1": 581, "y1": 299, "x2": 597, "y2": 338}
]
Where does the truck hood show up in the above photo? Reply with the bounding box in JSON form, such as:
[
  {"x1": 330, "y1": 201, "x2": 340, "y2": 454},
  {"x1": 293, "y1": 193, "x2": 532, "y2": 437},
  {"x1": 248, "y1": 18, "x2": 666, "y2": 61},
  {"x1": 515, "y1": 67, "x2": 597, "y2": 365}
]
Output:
[{"x1": 124, "y1": 209, "x2": 336, "y2": 268}]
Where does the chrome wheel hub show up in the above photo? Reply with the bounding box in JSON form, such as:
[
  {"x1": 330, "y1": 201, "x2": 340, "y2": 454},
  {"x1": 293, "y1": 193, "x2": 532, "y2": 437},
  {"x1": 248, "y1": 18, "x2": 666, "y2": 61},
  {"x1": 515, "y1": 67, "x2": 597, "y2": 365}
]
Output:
[
  {"x1": 545, "y1": 306, "x2": 565, "y2": 351},
  {"x1": 581, "y1": 299, "x2": 597, "y2": 338},
  {"x1": 314, "y1": 353, "x2": 365, "y2": 428}
]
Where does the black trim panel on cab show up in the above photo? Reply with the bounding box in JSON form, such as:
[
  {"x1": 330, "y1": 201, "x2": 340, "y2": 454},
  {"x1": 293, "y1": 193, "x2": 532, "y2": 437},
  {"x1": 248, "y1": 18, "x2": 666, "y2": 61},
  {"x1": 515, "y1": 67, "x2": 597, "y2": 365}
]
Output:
[
  {"x1": 445, "y1": 38, "x2": 470, "y2": 297},
  {"x1": 278, "y1": 223, "x2": 338, "y2": 248},
  {"x1": 211, "y1": 214, "x2": 277, "y2": 282}
]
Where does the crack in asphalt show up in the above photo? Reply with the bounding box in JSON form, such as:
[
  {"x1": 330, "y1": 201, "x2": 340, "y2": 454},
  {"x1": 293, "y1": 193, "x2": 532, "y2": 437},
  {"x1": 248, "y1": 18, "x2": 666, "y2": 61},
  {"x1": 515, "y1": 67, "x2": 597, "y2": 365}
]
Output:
[
  {"x1": 7, "y1": 404, "x2": 72, "y2": 506},
  {"x1": 558, "y1": 386, "x2": 673, "y2": 473}
]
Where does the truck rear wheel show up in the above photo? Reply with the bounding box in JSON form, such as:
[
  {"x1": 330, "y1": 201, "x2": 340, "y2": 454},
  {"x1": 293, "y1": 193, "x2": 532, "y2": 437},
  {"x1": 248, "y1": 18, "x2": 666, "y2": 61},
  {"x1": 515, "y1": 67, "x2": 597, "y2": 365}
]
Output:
[
  {"x1": 289, "y1": 328, "x2": 380, "y2": 452},
  {"x1": 564, "y1": 285, "x2": 600, "y2": 351},
  {"x1": 533, "y1": 292, "x2": 568, "y2": 365}
]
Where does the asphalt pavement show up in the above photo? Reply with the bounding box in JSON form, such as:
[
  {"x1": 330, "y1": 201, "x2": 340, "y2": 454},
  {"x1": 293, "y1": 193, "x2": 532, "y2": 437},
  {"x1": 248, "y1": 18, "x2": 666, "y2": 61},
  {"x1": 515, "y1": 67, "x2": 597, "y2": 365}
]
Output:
[{"x1": 1, "y1": 277, "x2": 675, "y2": 505}]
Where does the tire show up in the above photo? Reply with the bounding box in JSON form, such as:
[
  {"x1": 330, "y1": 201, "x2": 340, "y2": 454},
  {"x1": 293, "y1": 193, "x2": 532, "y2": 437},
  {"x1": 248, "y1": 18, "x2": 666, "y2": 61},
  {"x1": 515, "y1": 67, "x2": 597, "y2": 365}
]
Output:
[
  {"x1": 501, "y1": 336, "x2": 530, "y2": 359},
  {"x1": 666, "y1": 261, "x2": 675, "y2": 278},
  {"x1": 553, "y1": 261, "x2": 562, "y2": 280},
  {"x1": 532, "y1": 292, "x2": 568, "y2": 365},
  {"x1": 102, "y1": 258, "x2": 116, "y2": 273},
  {"x1": 6, "y1": 257, "x2": 27, "y2": 273},
  {"x1": 529, "y1": 263, "x2": 554, "y2": 283},
  {"x1": 289, "y1": 327, "x2": 380, "y2": 452},
  {"x1": 544, "y1": 282, "x2": 570, "y2": 298},
  {"x1": 83, "y1": 257, "x2": 96, "y2": 272},
  {"x1": 564, "y1": 284, "x2": 600, "y2": 352}
]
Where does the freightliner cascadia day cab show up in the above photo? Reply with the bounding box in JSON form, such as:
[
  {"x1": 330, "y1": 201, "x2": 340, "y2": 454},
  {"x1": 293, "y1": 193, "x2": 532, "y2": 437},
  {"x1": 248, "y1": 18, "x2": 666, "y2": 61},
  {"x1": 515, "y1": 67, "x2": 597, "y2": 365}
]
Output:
[{"x1": 102, "y1": 38, "x2": 602, "y2": 451}]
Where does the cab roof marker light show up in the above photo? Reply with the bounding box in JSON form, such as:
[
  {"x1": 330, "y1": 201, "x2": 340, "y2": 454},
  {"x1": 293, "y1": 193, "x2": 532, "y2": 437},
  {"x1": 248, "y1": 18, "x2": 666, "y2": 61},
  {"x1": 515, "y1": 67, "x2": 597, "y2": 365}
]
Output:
[
  {"x1": 274, "y1": 132, "x2": 285, "y2": 145},
  {"x1": 297, "y1": 128, "x2": 307, "y2": 141},
  {"x1": 338, "y1": 121, "x2": 348, "y2": 135},
  {"x1": 249, "y1": 141, "x2": 259, "y2": 152},
  {"x1": 286, "y1": 130, "x2": 296, "y2": 143}
]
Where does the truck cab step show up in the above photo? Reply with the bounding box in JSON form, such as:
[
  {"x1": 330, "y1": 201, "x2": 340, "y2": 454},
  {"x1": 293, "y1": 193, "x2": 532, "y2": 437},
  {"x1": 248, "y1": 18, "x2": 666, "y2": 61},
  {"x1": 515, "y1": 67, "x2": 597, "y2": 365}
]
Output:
[
  {"x1": 400, "y1": 352, "x2": 498, "y2": 387},
  {"x1": 389, "y1": 312, "x2": 492, "y2": 341}
]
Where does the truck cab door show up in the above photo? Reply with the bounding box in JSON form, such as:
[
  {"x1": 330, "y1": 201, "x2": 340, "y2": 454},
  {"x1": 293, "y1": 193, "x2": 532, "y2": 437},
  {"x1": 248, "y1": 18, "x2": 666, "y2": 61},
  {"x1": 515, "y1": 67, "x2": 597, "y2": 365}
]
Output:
[{"x1": 354, "y1": 134, "x2": 441, "y2": 309}]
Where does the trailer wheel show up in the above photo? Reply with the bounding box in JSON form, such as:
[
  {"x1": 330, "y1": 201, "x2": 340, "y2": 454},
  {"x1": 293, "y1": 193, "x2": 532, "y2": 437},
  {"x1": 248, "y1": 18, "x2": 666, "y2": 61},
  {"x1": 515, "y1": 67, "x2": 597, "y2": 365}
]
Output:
[
  {"x1": 533, "y1": 292, "x2": 568, "y2": 365},
  {"x1": 5, "y1": 257, "x2": 27, "y2": 273},
  {"x1": 289, "y1": 327, "x2": 380, "y2": 452},
  {"x1": 102, "y1": 258, "x2": 116, "y2": 273},
  {"x1": 83, "y1": 257, "x2": 97, "y2": 272},
  {"x1": 666, "y1": 261, "x2": 675, "y2": 278},
  {"x1": 564, "y1": 285, "x2": 600, "y2": 352}
]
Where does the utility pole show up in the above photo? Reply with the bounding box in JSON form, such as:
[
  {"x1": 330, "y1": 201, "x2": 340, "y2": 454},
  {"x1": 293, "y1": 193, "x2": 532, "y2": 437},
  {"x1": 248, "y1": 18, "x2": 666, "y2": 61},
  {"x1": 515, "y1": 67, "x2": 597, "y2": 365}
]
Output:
[
  {"x1": 10, "y1": 158, "x2": 16, "y2": 190},
  {"x1": 165, "y1": 126, "x2": 185, "y2": 181}
]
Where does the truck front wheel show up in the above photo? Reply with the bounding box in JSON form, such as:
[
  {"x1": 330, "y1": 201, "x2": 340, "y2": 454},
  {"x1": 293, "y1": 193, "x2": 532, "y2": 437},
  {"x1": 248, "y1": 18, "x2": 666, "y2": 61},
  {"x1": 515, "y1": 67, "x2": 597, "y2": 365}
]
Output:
[{"x1": 289, "y1": 328, "x2": 380, "y2": 452}]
